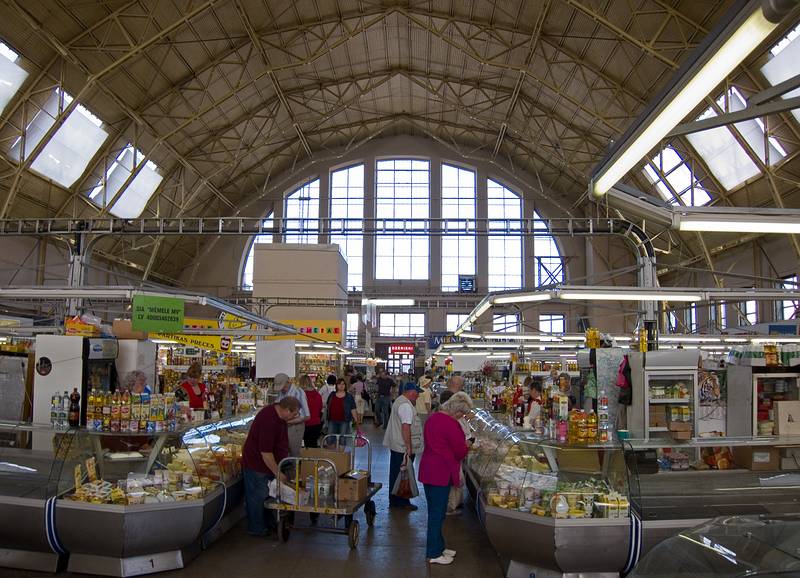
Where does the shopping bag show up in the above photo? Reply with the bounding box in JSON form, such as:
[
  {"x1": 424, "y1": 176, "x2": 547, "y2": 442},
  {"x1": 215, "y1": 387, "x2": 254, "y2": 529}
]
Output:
[
  {"x1": 391, "y1": 458, "x2": 419, "y2": 499},
  {"x1": 355, "y1": 427, "x2": 367, "y2": 447}
]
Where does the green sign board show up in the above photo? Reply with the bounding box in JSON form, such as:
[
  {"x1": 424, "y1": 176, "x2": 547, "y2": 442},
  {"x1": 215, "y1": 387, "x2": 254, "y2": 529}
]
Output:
[{"x1": 131, "y1": 295, "x2": 185, "y2": 333}]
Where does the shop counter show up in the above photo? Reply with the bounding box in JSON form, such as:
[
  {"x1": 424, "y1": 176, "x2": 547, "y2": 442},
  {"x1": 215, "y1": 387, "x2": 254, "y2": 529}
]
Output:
[{"x1": 0, "y1": 413, "x2": 255, "y2": 575}]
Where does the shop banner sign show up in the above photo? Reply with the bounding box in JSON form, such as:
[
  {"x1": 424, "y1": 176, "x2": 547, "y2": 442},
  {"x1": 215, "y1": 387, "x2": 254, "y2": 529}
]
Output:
[
  {"x1": 152, "y1": 317, "x2": 232, "y2": 353},
  {"x1": 268, "y1": 319, "x2": 343, "y2": 343},
  {"x1": 131, "y1": 295, "x2": 184, "y2": 333},
  {"x1": 389, "y1": 344, "x2": 415, "y2": 355}
]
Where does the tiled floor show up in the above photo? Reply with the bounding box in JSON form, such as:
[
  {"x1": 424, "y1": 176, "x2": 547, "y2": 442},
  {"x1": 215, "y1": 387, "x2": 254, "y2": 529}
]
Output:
[{"x1": 7, "y1": 422, "x2": 505, "y2": 578}]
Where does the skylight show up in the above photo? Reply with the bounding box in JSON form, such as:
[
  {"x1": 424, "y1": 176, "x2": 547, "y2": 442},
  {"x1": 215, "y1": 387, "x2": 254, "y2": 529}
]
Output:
[
  {"x1": 0, "y1": 41, "x2": 27, "y2": 114},
  {"x1": 762, "y1": 23, "x2": 800, "y2": 126},
  {"x1": 643, "y1": 147, "x2": 711, "y2": 206},
  {"x1": 9, "y1": 88, "x2": 108, "y2": 188},
  {"x1": 89, "y1": 145, "x2": 163, "y2": 217},
  {"x1": 686, "y1": 87, "x2": 786, "y2": 191},
  {"x1": 770, "y1": 23, "x2": 800, "y2": 57},
  {"x1": 0, "y1": 41, "x2": 19, "y2": 62}
]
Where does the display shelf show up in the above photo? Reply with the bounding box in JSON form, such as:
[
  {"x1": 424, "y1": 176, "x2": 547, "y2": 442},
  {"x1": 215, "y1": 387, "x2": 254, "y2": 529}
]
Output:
[
  {"x1": 529, "y1": 371, "x2": 580, "y2": 378},
  {"x1": 649, "y1": 399, "x2": 691, "y2": 404}
]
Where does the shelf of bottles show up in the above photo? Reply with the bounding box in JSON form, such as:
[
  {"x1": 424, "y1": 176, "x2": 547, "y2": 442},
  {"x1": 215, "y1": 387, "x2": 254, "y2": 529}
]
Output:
[{"x1": 297, "y1": 354, "x2": 340, "y2": 379}]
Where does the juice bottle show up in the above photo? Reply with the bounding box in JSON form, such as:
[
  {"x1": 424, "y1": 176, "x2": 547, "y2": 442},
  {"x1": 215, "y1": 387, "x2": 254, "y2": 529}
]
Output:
[
  {"x1": 577, "y1": 410, "x2": 587, "y2": 442},
  {"x1": 139, "y1": 393, "x2": 150, "y2": 433},
  {"x1": 110, "y1": 391, "x2": 121, "y2": 432},
  {"x1": 102, "y1": 391, "x2": 111, "y2": 431},
  {"x1": 120, "y1": 390, "x2": 131, "y2": 432},
  {"x1": 587, "y1": 410, "x2": 598, "y2": 441}
]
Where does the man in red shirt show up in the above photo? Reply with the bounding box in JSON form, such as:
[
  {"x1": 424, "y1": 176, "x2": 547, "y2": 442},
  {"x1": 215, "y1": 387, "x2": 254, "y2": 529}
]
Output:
[{"x1": 242, "y1": 397, "x2": 300, "y2": 536}]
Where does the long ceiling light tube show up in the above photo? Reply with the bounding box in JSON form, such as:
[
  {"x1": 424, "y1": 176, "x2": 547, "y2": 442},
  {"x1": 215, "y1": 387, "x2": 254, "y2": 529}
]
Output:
[{"x1": 591, "y1": 3, "x2": 778, "y2": 197}]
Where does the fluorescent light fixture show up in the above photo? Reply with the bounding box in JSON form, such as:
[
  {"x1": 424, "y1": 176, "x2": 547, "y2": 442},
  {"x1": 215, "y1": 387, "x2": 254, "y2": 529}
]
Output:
[
  {"x1": 297, "y1": 350, "x2": 337, "y2": 356},
  {"x1": 560, "y1": 290, "x2": 702, "y2": 302},
  {"x1": 487, "y1": 353, "x2": 511, "y2": 359},
  {"x1": 678, "y1": 217, "x2": 800, "y2": 234},
  {"x1": 464, "y1": 343, "x2": 519, "y2": 349},
  {"x1": 474, "y1": 300, "x2": 493, "y2": 319},
  {"x1": 459, "y1": 332, "x2": 482, "y2": 339},
  {"x1": 151, "y1": 339, "x2": 178, "y2": 344},
  {"x1": 294, "y1": 343, "x2": 310, "y2": 348},
  {"x1": 484, "y1": 332, "x2": 561, "y2": 341},
  {"x1": 751, "y1": 337, "x2": 800, "y2": 344},
  {"x1": 660, "y1": 336, "x2": 721, "y2": 343},
  {"x1": 449, "y1": 351, "x2": 493, "y2": 357},
  {"x1": 362, "y1": 298, "x2": 415, "y2": 306},
  {"x1": 493, "y1": 292, "x2": 552, "y2": 304},
  {"x1": 592, "y1": 8, "x2": 778, "y2": 197},
  {"x1": 612, "y1": 336, "x2": 632, "y2": 341},
  {"x1": 233, "y1": 340, "x2": 258, "y2": 346},
  {"x1": 723, "y1": 337, "x2": 748, "y2": 343},
  {"x1": 561, "y1": 335, "x2": 586, "y2": 341}
]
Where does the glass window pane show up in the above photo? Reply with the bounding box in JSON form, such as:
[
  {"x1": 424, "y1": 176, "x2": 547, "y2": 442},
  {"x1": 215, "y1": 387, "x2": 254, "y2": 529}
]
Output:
[
  {"x1": 242, "y1": 213, "x2": 274, "y2": 289},
  {"x1": 0, "y1": 42, "x2": 28, "y2": 114},
  {"x1": 285, "y1": 180, "x2": 320, "y2": 244},
  {"x1": 442, "y1": 164, "x2": 476, "y2": 291},
  {"x1": 376, "y1": 159, "x2": 429, "y2": 280},
  {"x1": 487, "y1": 179, "x2": 523, "y2": 290},
  {"x1": 330, "y1": 164, "x2": 364, "y2": 289}
]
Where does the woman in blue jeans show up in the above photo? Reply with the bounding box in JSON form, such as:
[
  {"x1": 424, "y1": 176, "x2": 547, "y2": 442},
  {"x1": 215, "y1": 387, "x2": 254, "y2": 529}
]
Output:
[
  {"x1": 326, "y1": 378, "x2": 359, "y2": 437},
  {"x1": 418, "y1": 392, "x2": 472, "y2": 565}
]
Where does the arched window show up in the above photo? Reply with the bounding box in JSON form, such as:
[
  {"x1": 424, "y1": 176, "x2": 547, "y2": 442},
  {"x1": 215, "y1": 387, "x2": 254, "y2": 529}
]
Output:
[
  {"x1": 375, "y1": 159, "x2": 429, "y2": 279},
  {"x1": 533, "y1": 210, "x2": 564, "y2": 286},
  {"x1": 284, "y1": 179, "x2": 319, "y2": 243},
  {"x1": 242, "y1": 213, "x2": 273, "y2": 289},
  {"x1": 330, "y1": 164, "x2": 364, "y2": 290},
  {"x1": 487, "y1": 179, "x2": 522, "y2": 290},
  {"x1": 441, "y1": 164, "x2": 476, "y2": 291}
]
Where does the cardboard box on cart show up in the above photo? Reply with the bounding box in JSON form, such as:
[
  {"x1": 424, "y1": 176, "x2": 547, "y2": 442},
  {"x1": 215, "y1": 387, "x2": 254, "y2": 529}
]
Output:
[
  {"x1": 337, "y1": 470, "x2": 369, "y2": 502},
  {"x1": 299, "y1": 447, "x2": 352, "y2": 480}
]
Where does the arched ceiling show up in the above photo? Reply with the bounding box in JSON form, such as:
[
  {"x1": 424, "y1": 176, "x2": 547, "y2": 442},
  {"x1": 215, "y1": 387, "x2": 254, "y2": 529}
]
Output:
[{"x1": 0, "y1": 0, "x2": 797, "y2": 283}]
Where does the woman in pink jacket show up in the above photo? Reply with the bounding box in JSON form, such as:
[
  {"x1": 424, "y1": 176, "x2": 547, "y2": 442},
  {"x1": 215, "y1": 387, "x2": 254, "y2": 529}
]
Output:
[{"x1": 418, "y1": 392, "x2": 473, "y2": 565}]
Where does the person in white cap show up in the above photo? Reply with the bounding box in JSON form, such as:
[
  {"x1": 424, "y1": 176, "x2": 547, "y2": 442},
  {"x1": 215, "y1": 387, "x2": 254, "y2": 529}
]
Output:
[{"x1": 274, "y1": 373, "x2": 310, "y2": 456}]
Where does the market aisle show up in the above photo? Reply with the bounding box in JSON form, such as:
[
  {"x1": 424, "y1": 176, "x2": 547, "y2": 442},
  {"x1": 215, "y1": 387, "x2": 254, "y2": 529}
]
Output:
[{"x1": 5, "y1": 422, "x2": 504, "y2": 578}]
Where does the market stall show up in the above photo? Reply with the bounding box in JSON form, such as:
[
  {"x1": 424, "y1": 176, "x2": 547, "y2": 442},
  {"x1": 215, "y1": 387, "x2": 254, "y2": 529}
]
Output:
[{"x1": 0, "y1": 412, "x2": 255, "y2": 576}]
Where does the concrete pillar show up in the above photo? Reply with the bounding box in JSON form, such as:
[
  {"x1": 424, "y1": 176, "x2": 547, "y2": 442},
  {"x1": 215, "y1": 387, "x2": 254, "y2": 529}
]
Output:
[{"x1": 318, "y1": 168, "x2": 330, "y2": 244}]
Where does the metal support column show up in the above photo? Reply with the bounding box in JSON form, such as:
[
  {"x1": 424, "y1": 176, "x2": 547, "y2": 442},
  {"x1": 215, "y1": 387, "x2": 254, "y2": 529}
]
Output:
[{"x1": 66, "y1": 233, "x2": 87, "y2": 316}]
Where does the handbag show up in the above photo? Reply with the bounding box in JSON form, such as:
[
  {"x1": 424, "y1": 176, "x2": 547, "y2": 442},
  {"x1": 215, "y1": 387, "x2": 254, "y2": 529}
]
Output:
[{"x1": 391, "y1": 457, "x2": 419, "y2": 499}]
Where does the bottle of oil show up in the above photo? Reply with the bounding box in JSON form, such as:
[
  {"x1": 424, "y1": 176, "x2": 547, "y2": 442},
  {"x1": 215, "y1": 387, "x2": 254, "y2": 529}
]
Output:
[
  {"x1": 110, "y1": 390, "x2": 121, "y2": 432},
  {"x1": 102, "y1": 391, "x2": 112, "y2": 431}
]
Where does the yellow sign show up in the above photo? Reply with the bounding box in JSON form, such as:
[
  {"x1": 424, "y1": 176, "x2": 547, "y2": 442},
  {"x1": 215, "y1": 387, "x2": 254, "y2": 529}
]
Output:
[
  {"x1": 152, "y1": 318, "x2": 233, "y2": 353},
  {"x1": 269, "y1": 319, "x2": 344, "y2": 343},
  {"x1": 218, "y1": 313, "x2": 258, "y2": 340}
]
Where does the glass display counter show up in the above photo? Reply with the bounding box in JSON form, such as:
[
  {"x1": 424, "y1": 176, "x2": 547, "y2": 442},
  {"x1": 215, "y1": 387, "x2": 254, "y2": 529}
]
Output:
[
  {"x1": 624, "y1": 435, "x2": 800, "y2": 559},
  {"x1": 0, "y1": 421, "x2": 70, "y2": 572},
  {"x1": 0, "y1": 413, "x2": 254, "y2": 576},
  {"x1": 466, "y1": 412, "x2": 632, "y2": 575}
]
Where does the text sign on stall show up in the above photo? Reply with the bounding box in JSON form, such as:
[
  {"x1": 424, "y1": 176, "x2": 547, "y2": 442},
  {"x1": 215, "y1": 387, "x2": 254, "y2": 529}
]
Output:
[
  {"x1": 151, "y1": 317, "x2": 233, "y2": 353},
  {"x1": 131, "y1": 295, "x2": 184, "y2": 333},
  {"x1": 389, "y1": 344, "x2": 415, "y2": 355}
]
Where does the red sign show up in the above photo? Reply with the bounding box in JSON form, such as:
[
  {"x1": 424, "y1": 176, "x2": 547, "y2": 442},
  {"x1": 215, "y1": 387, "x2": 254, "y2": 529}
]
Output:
[{"x1": 389, "y1": 344, "x2": 415, "y2": 355}]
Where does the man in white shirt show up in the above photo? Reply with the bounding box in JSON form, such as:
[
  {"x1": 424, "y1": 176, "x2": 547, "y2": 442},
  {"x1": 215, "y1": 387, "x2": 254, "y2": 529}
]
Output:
[
  {"x1": 383, "y1": 383, "x2": 423, "y2": 511},
  {"x1": 274, "y1": 373, "x2": 310, "y2": 456}
]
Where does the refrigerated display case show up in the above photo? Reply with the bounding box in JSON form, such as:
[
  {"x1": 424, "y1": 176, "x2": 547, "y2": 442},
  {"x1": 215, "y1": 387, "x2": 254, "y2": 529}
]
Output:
[
  {"x1": 0, "y1": 421, "x2": 69, "y2": 572},
  {"x1": 466, "y1": 412, "x2": 632, "y2": 576},
  {"x1": 624, "y1": 436, "x2": 800, "y2": 558},
  {"x1": 0, "y1": 413, "x2": 254, "y2": 576},
  {"x1": 727, "y1": 365, "x2": 800, "y2": 436},
  {"x1": 628, "y1": 350, "x2": 700, "y2": 440}
]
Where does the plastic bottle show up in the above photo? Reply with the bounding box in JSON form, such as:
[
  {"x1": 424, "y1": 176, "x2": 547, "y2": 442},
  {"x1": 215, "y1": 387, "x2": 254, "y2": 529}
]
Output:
[
  {"x1": 51, "y1": 393, "x2": 60, "y2": 429},
  {"x1": 102, "y1": 391, "x2": 111, "y2": 431},
  {"x1": 120, "y1": 390, "x2": 131, "y2": 432},
  {"x1": 60, "y1": 391, "x2": 69, "y2": 429}
]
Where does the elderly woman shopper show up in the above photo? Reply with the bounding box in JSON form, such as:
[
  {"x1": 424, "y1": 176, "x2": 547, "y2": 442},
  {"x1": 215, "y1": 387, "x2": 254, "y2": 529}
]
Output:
[{"x1": 418, "y1": 392, "x2": 473, "y2": 565}]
